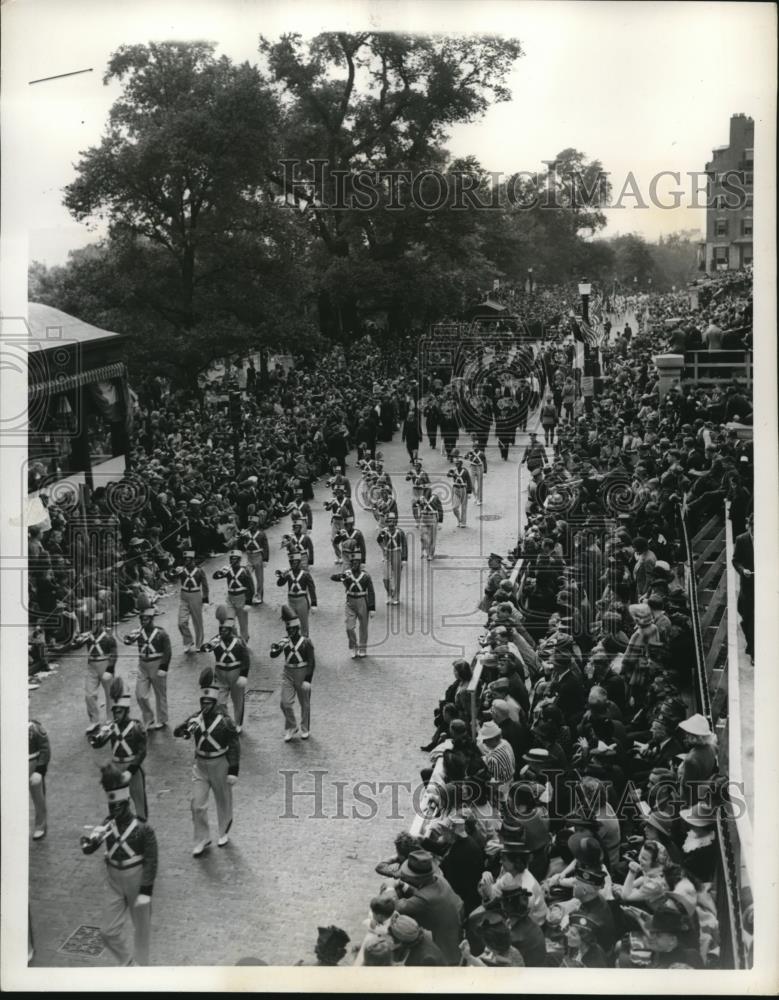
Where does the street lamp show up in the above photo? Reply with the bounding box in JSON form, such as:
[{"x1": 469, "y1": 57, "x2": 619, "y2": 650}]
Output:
[{"x1": 527, "y1": 267, "x2": 535, "y2": 294}]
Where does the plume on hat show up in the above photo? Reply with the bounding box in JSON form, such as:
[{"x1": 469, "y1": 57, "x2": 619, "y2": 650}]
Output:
[
  {"x1": 199, "y1": 666, "x2": 217, "y2": 689},
  {"x1": 100, "y1": 762, "x2": 128, "y2": 792},
  {"x1": 135, "y1": 593, "x2": 153, "y2": 612},
  {"x1": 109, "y1": 675, "x2": 130, "y2": 704}
]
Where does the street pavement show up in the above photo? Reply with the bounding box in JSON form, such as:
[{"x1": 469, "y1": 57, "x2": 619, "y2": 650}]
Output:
[{"x1": 29, "y1": 406, "x2": 540, "y2": 967}]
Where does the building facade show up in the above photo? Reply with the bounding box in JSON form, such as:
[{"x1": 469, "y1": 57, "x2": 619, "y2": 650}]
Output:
[{"x1": 699, "y1": 113, "x2": 754, "y2": 272}]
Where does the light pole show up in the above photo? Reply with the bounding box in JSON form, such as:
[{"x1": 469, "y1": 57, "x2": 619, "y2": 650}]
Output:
[{"x1": 578, "y1": 279, "x2": 593, "y2": 416}]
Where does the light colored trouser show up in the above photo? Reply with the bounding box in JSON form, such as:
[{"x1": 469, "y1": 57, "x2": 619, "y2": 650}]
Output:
[
  {"x1": 136, "y1": 658, "x2": 168, "y2": 726},
  {"x1": 28, "y1": 758, "x2": 46, "y2": 830},
  {"x1": 85, "y1": 660, "x2": 113, "y2": 725},
  {"x1": 247, "y1": 553, "x2": 264, "y2": 601},
  {"x1": 215, "y1": 666, "x2": 245, "y2": 727},
  {"x1": 191, "y1": 755, "x2": 233, "y2": 842},
  {"x1": 281, "y1": 666, "x2": 310, "y2": 731},
  {"x1": 470, "y1": 466, "x2": 484, "y2": 502},
  {"x1": 288, "y1": 593, "x2": 310, "y2": 637},
  {"x1": 101, "y1": 863, "x2": 151, "y2": 966},
  {"x1": 453, "y1": 485, "x2": 468, "y2": 525},
  {"x1": 382, "y1": 550, "x2": 403, "y2": 598},
  {"x1": 345, "y1": 597, "x2": 369, "y2": 652},
  {"x1": 228, "y1": 593, "x2": 249, "y2": 642},
  {"x1": 331, "y1": 520, "x2": 342, "y2": 559},
  {"x1": 178, "y1": 591, "x2": 204, "y2": 648},
  {"x1": 420, "y1": 515, "x2": 438, "y2": 556}
]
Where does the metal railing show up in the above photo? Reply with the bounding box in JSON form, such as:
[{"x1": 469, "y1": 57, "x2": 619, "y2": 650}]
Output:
[{"x1": 681, "y1": 504, "x2": 748, "y2": 969}]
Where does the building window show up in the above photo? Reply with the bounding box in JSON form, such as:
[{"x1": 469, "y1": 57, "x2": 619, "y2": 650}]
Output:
[
  {"x1": 744, "y1": 148, "x2": 754, "y2": 168},
  {"x1": 713, "y1": 247, "x2": 729, "y2": 271},
  {"x1": 715, "y1": 218, "x2": 728, "y2": 238},
  {"x1": 743, "y1": 171, "x2": 753, "y2": 186},
  {"x1": 742, "y1": 217, "x2": 753, "y2": 237}
]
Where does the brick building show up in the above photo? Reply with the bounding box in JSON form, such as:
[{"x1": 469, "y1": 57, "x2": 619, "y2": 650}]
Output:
[{"x1": 699, "y1": 114, "x2": 754, "y2": 272}]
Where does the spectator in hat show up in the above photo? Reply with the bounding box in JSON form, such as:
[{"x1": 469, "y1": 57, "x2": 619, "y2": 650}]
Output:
[
  {"x1": 570, "y1": 865, "x2": 616, "y2": 954},
  {"x1": 475, "y1": 720, "x2": 516, "y2": 803},
  {"x1": 676, "y1": 715, "x2": 718, "y2": 807},
  {"x1": 677, "y1": 805, "x2": 719, "y2": 883},
  {"x1": 439, "y1": 815, "x2": 484, "y2": 916},
  {"x1": 386, "y1": 912, "x2": 446, "y2": 966},
  {"x1": 561, "y1": 911, "x2": 609, "y2": 968},
  {"x1": 394, "y1": 849, "x2": 464, "y2": 964},
  {"x1": 612, "y1": 840, "x2": 671, "y2": 907},
  {"x1": 460, "y1": 912, "x2": 525, "y2": 966}
]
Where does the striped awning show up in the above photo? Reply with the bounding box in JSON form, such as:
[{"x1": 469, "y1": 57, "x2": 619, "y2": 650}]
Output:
[{"x1": 28, "y1": 362, "x2": 127, "y2": 402}]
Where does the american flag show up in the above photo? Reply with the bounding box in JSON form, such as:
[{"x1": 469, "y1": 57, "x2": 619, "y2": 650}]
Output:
[{"x1": 569, "y1": 315, "x2": 602, "y2": 348}]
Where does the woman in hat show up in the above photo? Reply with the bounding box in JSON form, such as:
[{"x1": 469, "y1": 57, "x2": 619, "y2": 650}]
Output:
[
  {"x1": 677, "y1": 804, "x2": 719, "y2": 883},
  {"x1": 561, "y1": 911, "x2": 609, "y2": 967},
  {"x1": 676, "y1": 714, "x2": 718, "y2": 807}
]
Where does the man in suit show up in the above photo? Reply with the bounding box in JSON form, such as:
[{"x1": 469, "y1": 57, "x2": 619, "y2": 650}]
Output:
[{"x1": 732, "y1": 512, "x2": 754, "y2": 660}]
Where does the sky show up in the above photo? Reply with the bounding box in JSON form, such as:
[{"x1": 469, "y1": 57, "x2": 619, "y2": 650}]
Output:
[{"x1": 2, "y1": 0, "x2": 776, "y2": 266}]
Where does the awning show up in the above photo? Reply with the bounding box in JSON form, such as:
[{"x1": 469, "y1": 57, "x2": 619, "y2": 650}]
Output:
[{"x1": 28, "y1": 362, "x2": 127, "y2": 402}]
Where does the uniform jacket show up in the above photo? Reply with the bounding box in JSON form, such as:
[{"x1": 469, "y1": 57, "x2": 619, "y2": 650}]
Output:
[
  {"x1": 82, "y1": 811, "x2": 158, "y2": 895},
  {"x1": 331, "y1": 569, "x2": 376, "y2": 612},
  {"x1": 28, "y1": 720, "x2": 51, "y2": 775},
  {"x1": 277, "y1": 567, "x2": 318, "y2": 607},
  {"x1": 175, "y1": 709, "x2": 240, "y2": 775}
]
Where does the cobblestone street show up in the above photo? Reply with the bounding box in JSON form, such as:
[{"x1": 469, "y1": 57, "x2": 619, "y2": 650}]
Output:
[{"x1": 29, "y1": 413, "x2": 537, "y2": 967}]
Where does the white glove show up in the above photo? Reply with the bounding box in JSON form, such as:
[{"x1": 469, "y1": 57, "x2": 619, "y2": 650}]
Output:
[
  {"x1": 369, "y1": 611, "x2": 375, "y2": 618},
  {"x1": 158, "y1": 668, "x2": 168, "y2": 676},
  {"x1": 310, "y1": 606, "x2": 317, "y2": 614},
  {"x1": 101, "y1": 671, "x2": 113, "y2": 684},
  {"x1": 29, "y1": 772, "x2": 43, "y2": 787},
  {"x1": 302, "y1": 681, "x2": 311, "y2": 692},
  {"x1": 121, "y1": 770, "x2": 132, "y2": 785},
  {"x1": 134, "y1": 894, "x2": 151, "y2": 907},
  {"x1": 227, "y1": 774, "x2": 238, "y2": 785},
  {"x1": 236, "y1": 676, "x2": 248, "y2": 688}
]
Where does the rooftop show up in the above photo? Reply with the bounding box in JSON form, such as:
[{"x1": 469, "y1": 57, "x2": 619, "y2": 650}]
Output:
[{"x1": 27, "y1": 302, "x2": 123, "y2": 352}]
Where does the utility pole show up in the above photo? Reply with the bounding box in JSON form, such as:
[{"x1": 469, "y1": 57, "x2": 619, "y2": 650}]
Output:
[
  {"x1": 229, "y1": 390, "x2": 242, "y2": 477},
  {"x1": 578, "y1": 279, "x2": 593, "y2": 416}
]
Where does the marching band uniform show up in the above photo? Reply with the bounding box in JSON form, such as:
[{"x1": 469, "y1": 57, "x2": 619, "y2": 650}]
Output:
[
  {"x1": 414, "y1": 488, "x2": 444, "y2": 560},
  {"x1": 331, "y1": 556, "x2": 376, "y2": 659},
  {"x1": 276, "y1": 552, "x2": 318, "y2": 637},
  {"x1": 372, "y1": 482, "x2": 398, "y2": 528},
  {"x1": 334, "y1": 524, "x2": 366, "y2": 564},
  {"x1": 270, "y1": 619, "x2": 316, "y2": 741},
  {"x1": 328, "y1": 490, "x2": 355, "y2": 560},
  {"x1": 406, "y1": 463, "x2": 430, "y2": 523},
  {"x1": 80, "y1": 769, "x2": 158, "y2": 966},
  {"x1": 213, "y1": 551, "x2": 255, "y2": 643},
  {"x1": 284, "y1": 520, "x2": 315, "y2": 570},
  {"x1": 176, "y1": 550, "x2": 209, "y2": 653},
  {"x1": 239, "y1": 515, "x2": 269, "y2": 605},
  {"x1": 85, "y1": 613, "x2": 118, "y2": 734},
  {"x1": 448, "y1": 452, "x2": 473, "y2": 528},
  {"x1": 174, "y1": 669, "x2": 240, "y2": 855},
  {"x1": 329, "y1": 468, "x2": 352, "y2": 498},
  {"x1": 287, "y1": 489, "x2": 313, "y2": 531},
  {"x1": 209, "y1": 618, "x2": 251, "y2": 732},
  {"x1": 464, "y1": 444, "x2": 488, "y2": 506},
  {"x1": 89, "y1": 679, "x2": 149, "y2": 820},
  {"x1": 29, "y1": 719, "x2": 50, "y2": 840},
  {"x1": 128, "y1": 608, "x2": 171, "y2": 730},
  {"x1": 376, "y1": 515, "x2": 408, "y2": 605}
]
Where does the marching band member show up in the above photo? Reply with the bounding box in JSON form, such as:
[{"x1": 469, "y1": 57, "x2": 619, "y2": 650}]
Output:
[
  {"x1": 447, "y1": 450, "x2": 473, "y2": 528},
  {"x1": 334, "y1": 521, "x2": 366, "y2": 564},
  {"x1": 372, "y1": 476, "x2": 398, "y2": 528},
  {"x1": 376, "y1": 510, "x2": 408, "y2": 605},
  {"x1": 85, "y1": 611, "x2": 117, "y2": 735},
  {"x1": 175, "y1": 549, "x2": 209, "y2": 653},
  {"x1": 203, "y1": 616, "x2": 250, "y2": 733},
  {"x1": 89, "y1": 677, "x2": 149, "y2": 820},
  {"x1": 328, "y1": 466, "x2": 352, "y2": 499},
  {"x1": 213, "y1": 550, "x2": 255, "y2": 643},
  {"x1": 239, "y1": 514, "x2": 269, "y2": 606},
  {"x1": 29, "y1": 717, "x2": 50, "y2": 840},
  {"x1": 276, "y1": 550, "x2": 318, "y2": 637},
  {"x1": 414, "y1": 485, "x2": 444, "y2": 561},
  {"x1": 287, "y1": 483, "x2": 313, "y2": 531},
  {"x1": 174, "y1": 667, "x2": 240, "y2": 857},
  {"x1": 80, "y1": 763, "x2": 158, "y2": 966},
  {"x1": 270, "y1": 610, "x2": 316, "y2": 742},
  {"x1": 464, "y1": 438, "x2": 488, "y2": 507},
  {"x1": 406, "y1": 459, "x2": 430, "y2": 524},
  {"x1": 331, "y1": 551, "x2": 376, "y2": 659},
  {"x1": 282, "y1": 516, "x2": 315, "y2": 570},
  {"x1": 325, "y1": 486, "x2": 354, "y2": 561},
  {"x1": 124, "y1": 604, "x2": 171, "y2": 731}
]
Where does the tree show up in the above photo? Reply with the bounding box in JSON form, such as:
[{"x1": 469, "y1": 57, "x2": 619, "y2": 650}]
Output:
[
  {"x1": 261, "y1": 32, "x2": 524, "y2": 336},
  {"x1": 61, "y1": 42, "x2": 315, "y2": 386}
]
